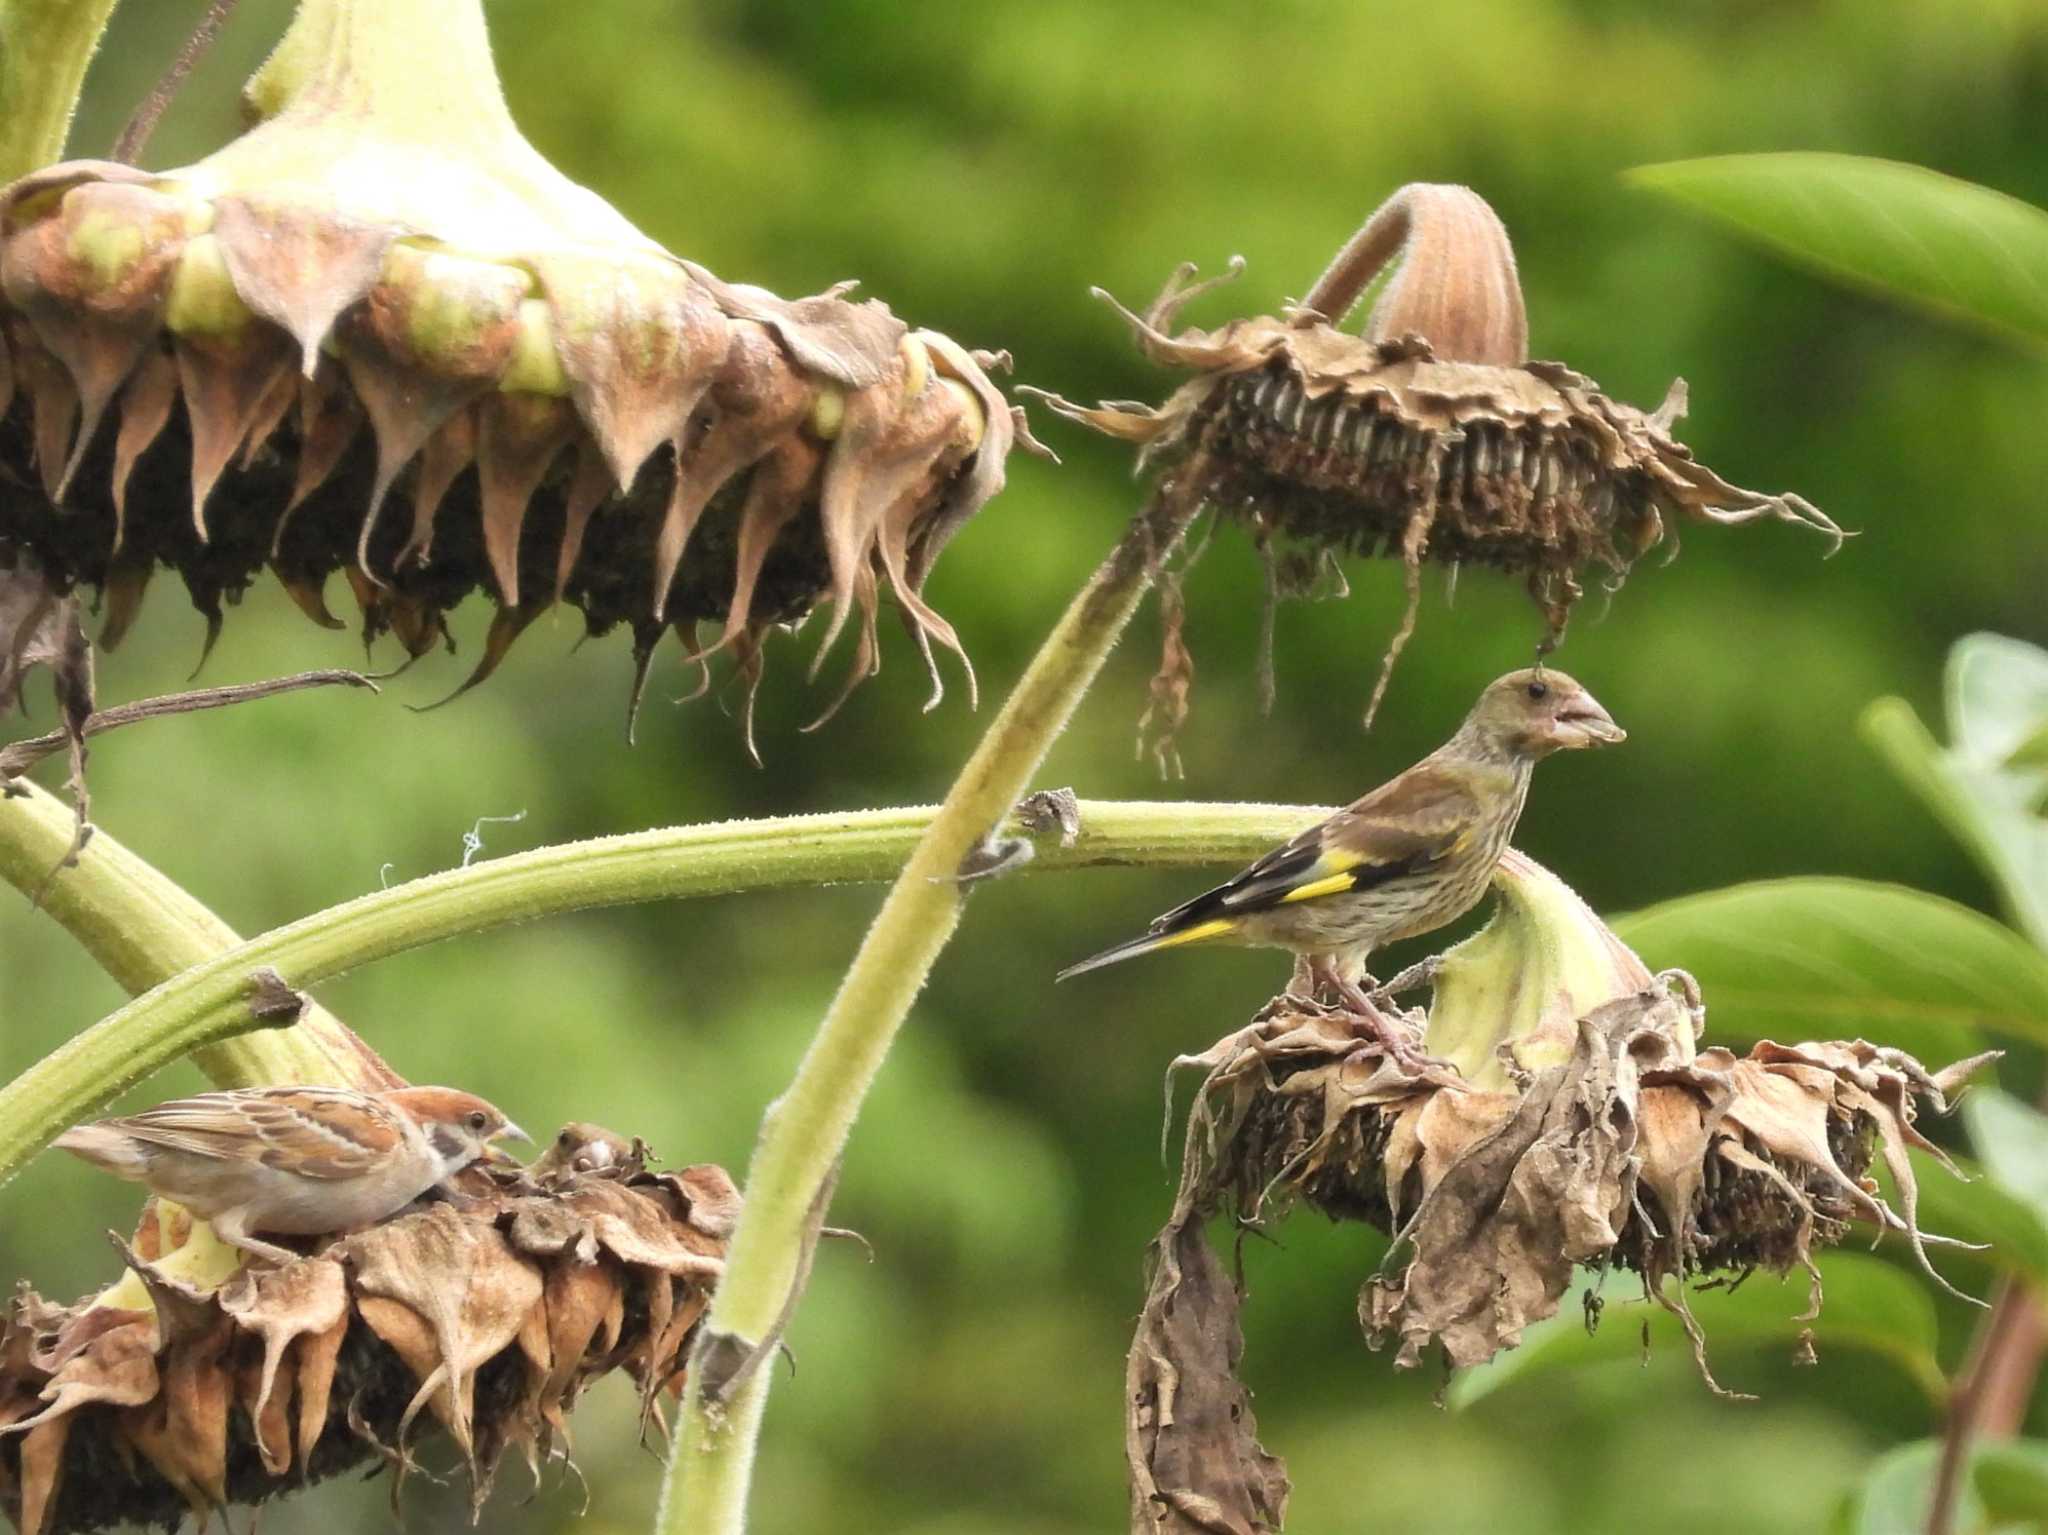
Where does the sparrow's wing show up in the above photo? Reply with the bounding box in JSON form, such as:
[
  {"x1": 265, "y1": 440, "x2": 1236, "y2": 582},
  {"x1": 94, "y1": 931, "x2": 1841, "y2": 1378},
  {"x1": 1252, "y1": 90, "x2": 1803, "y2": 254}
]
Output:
[
  {"x1": 1153, "y1": 763, "x2": 1489, "y2": 930},
  {"x1": 108, "y1": 1089, "x2": 404, "y2": 1179}
]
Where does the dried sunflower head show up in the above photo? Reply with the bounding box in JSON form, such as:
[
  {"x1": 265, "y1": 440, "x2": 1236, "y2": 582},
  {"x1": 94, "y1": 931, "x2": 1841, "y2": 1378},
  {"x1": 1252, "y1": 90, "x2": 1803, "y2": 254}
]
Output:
[
  {"x1": 1033, "y1": 184, "x2": 1840, "y2": 725},
  {"x1": 0, "y1": 1128, "x2": 733, "y2": 1535},
  {"x1": 1135, "y1": 850, "x2": 1992, "y2": 1442},
  {"x1": 0, "y1": 4, "x2": 1044, "y2": 763}
]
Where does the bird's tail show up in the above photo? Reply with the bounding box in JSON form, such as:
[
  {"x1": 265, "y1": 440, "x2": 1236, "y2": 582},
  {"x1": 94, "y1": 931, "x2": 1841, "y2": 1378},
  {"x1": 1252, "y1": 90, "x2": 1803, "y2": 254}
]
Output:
[
  {"x1": 51, "y1": 1124, "x2": 151, "y2": 1179},
  {"x1": 1056, "y1": 917, "x2": 1236, "y2": 982}
]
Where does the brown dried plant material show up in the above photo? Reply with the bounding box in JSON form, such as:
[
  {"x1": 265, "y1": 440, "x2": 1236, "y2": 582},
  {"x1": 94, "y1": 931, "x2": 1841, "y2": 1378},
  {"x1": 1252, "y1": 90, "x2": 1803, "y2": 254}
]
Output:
[
  {"x1": 0, "y1": 23, "x2": 1044, "y2": 757},
  {"x1": 1031, "y1": 184, "x2": 1840, "y2": 725},
  {"x1": 1128, "y1": 852, "x2": 1995, "y2": 1526},
  {"x1": 1127, "y1": 1220, "x2": 1289, "y2": 1535},
  {"x1": 0, "y1": 1129, "x2": 734, "y2": 1535},
  {"x1": 1136, "y1": 572, "x2": 1193, "y2": 779}
]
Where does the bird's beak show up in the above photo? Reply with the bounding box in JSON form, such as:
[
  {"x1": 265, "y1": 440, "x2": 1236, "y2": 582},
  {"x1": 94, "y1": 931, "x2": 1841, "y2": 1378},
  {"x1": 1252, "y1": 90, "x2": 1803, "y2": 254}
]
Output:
[
  {"x1": 481, "y1": 1121, "x2": 533, "y2": 1164},
  {"x1": 1555, "y1": 697, "x2": 1625, "y2": 748}
]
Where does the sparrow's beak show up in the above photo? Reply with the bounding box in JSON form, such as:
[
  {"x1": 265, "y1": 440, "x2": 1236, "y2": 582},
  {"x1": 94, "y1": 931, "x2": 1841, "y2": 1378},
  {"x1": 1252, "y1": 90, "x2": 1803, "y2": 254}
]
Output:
[
  {"x1": 1556, "y1": 696, "x2": 1625, "y2": 748},
  {"x1": 481, "y1": 1121, "x2": 533, "y2": 1164}
]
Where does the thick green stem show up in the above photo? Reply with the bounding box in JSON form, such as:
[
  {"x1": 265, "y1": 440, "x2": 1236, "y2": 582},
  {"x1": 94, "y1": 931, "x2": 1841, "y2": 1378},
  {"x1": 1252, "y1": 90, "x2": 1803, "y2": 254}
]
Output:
[
  {"x1": 663, "y1": 480, "x2": 1206, "y2": 1535},
  {"x1": 226, "y1": 0, "x2": 649, "y2": 252},
  {"x1": 0, "y1": 0, "x2": 121, "y2": 180},
  {"x1": 248, "y1": 0, "x2": 514, "y2": 148},
  {"x1": 0, "y1": 781, "x2": 391, "y2": 1090},
  {"x1": 0, "y1": 786, "x2": 1317, "y2": 1192}
]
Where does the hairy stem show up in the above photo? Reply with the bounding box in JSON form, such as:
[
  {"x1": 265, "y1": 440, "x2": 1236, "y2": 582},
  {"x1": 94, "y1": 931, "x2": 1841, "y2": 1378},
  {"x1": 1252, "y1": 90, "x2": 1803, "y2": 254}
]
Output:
[
  {"x1": 662, "y1": 474, "x2": 1207, "y2": 1535},
  {"x1": 0, "y1": 785, "x2": 1316, "y2": 1192},
  {"x1": 0, "y1": 780, "x2": 394, "y2": 1091},
  {"x1": 0, "y1": 0, "x2": 121, "y2": 181}
]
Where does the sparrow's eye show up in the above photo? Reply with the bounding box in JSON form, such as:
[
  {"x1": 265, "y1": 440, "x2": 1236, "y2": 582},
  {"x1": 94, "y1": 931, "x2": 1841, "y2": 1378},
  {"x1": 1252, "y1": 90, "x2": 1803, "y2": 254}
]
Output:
[
  {"x1": 1525, "y1": 679, "x2": 1549, "y2": 701},
  {"x1": 558, "y1": 1129, "x2": 574, "y2": 1146},
  {"x1": 467, "y1": 1110, "x2": 490, "y2": 1132}
]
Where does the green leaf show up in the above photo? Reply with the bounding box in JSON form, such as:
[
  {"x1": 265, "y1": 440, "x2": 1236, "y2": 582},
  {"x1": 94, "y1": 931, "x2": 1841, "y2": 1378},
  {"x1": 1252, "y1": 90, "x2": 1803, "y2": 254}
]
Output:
[
  {"x1": 1863, "y1": 635, "x2": 2048, "y2": 951},
  {"x1": 1613, "y1": 878, "x2": 2048, "y2": 1063},
  {"x1": 1845, "y1": 1441, "x2": 1969, "y2": 1535},
  {"x1": 1974, "y1": 1441, "x2": 2048, "y2": 1524},
  {"x1": 1966, "y1": 1089, "x2": 2048, "y2": 1228},
  {"x1": 1837, "y1": 1437, "x2": 2048, "y2": 1534},
  {"x1": 1627, "y1": 153, "x2": 2048, "y2": 349},
  {"x1": 1949, "y1": 634, "x2": 2048, "y2": 766},
  {"x1": 1910, "y1": 1147, "x2": 2048, "y2": 1284},
  {"x1": 1449, "y1": 1252, "x2": 1946, "y2": 1410}
]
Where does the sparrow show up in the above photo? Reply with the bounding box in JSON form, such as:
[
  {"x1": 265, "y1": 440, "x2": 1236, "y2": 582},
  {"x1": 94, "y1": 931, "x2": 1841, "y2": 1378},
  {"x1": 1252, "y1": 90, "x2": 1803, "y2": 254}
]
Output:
[
  {"x1": 1058, "y1": 668, "x2": 1624, "y2": 1057},
  {"x1": 529, "y1": 1121, "x2": 646, "y2": 1182},
  {"x1": 54, "y1": 1085, "x2": 528, "y2": 1264}
]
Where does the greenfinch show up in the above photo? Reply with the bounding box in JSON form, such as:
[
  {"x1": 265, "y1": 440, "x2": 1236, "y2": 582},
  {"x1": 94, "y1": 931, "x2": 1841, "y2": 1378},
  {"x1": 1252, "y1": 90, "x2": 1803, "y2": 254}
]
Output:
[{"x1": 1059, "y1": 668, "x2": 1624, "y2": 1055}]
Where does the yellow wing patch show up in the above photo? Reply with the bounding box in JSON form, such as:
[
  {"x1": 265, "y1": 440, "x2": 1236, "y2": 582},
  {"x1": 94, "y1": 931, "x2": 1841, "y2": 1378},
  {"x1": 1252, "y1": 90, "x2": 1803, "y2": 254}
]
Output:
[
  {"x1": 1153, "y1": 917, "x2": 1239, "y2": 948},
  {"x1": 1279, "y1": 871, "x2": 1357, "y2": 905}
]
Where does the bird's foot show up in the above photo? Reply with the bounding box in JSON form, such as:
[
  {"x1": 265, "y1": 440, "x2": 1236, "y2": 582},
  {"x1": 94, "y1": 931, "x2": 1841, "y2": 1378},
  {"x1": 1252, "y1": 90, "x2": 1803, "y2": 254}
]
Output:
[
  {"x1": 221, "y1": 1232, "x2": 304, "y2": 1267},
  {"x1": 1328, "y1": 972, "x2": 1447, "y2": 1078}
]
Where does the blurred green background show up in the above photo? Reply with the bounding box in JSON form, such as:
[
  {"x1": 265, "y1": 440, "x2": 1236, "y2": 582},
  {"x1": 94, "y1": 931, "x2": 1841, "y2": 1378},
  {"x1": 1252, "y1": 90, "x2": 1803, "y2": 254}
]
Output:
[{"x1": 5, "y1": 2, "x2": 2047, "y2": 1531}]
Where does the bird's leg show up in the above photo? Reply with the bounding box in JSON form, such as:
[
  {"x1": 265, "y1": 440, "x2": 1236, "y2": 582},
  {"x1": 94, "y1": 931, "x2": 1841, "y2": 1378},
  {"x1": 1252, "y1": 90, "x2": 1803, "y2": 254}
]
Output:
[
  {"x1": 209, "y1": 1209, "x2": 301, "y2": 1266},
  {"x1": 1309, "y1": 955, "x2": 1435, "y2": 1075}
]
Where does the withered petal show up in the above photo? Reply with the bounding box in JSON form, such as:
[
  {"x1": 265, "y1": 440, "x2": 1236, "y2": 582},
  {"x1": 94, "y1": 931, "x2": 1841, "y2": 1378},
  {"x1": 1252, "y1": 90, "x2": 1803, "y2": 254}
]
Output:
[
  {"x1": 552, "y1": 437, "x2": 615, "y2": 602},
  {"x1": 343, "y1": 1205, "x2": 544, "y2": 1461},
  {"x1": 173, "y1": 330, "x2": 296, "y2": 542},
  {"x1": 216, "y1": 1257, "x2": 348, "y2": 1452},
  {"x1": 108, "y1": 349, "x2": 179, "y2": 552},
  {"x1": 531, "y1": 253, "x2": 729, "y2": 491},
  {"x1": 681, "y1": 263, "x2": 905, "y2": 389},
  {"x1": 396, "y1": 404, "x2": 479, "y2": 571},
  {"x1": 211, "y1": 195, "x2": 395, "y2": 377}
]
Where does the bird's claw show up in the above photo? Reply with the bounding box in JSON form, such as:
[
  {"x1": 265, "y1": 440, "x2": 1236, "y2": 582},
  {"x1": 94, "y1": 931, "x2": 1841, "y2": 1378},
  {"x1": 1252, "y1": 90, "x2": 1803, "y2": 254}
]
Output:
[{"x1": 1325, "y1": 970, "x2": 1451, "y2": 1078}]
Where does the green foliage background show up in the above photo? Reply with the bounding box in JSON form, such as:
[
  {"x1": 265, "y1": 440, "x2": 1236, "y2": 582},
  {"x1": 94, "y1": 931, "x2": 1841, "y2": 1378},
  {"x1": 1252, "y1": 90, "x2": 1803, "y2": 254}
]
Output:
[{"x1": 4, "y1": 2, "x2": 2047, "y2": 1531}]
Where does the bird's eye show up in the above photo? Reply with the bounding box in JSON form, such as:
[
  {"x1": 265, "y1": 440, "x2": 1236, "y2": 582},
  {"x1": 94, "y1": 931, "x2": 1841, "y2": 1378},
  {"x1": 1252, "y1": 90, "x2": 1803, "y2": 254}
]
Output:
[
  {"x1": 1526, "y1": 680, "x2": 1549, "y2": 700},
  {"x1": 467, "y1": 1110, "x2": 489, "y2": 1132},
  {"x1": 558, "y1": 1129, "x2": 574, "y2": 1146}
]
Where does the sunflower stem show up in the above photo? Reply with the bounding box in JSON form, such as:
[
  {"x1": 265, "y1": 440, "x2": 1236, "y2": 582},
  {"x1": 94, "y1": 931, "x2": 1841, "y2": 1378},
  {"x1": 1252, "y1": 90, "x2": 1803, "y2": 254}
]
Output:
[
  {"x1": 660, "y1": 473, "x2": 1208, "y2": 1535},
  {"x1": 0, "y1": 0, "x2": 122, "y2": 181},
  {"x1": 231, "y1": 0, "x2": 650, "y2": 251},
  {"x1": 0, "y1": 779, "x2": 1317, "y2": 1194},
  {"x1": 0, "y1": 780, "x2": 392, "y2": 1093},
  {"x1": 245, "y1": 0, "x2": 514, "y2": 146}
]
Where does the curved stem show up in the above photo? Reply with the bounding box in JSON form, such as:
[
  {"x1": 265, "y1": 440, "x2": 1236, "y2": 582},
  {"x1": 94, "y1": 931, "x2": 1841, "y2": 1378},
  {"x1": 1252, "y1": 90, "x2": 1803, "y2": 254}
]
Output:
[
  {"x1": 1301, "y1": 183, "x2": 1528, "y2": 365},
  {"x1": 0, "y1": 784, "x2": 1320, "y2": 1191},
  {"x1": 662, "y1": 475, "x2": 1207, "y2": 1535},
  {"x1": 0, "y1": 0, "x2": 122, "y2": 181},
  {"x1": 0, "y1": 780, "x2": 393, "y2": 1091}
]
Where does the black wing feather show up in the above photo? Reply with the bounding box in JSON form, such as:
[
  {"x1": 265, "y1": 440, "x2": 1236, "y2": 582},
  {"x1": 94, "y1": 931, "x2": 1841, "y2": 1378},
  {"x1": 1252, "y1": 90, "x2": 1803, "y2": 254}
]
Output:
[{"x1": 1147, "y1": 834, "x2": 1431, "y2": 935}]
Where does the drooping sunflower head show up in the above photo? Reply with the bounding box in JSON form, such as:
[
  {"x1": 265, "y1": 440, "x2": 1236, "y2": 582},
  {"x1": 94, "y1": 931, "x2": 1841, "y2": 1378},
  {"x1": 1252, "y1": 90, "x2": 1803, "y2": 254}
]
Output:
[{"x1": 1032, "y1": 184, "x2": 1839, "y2": 728}]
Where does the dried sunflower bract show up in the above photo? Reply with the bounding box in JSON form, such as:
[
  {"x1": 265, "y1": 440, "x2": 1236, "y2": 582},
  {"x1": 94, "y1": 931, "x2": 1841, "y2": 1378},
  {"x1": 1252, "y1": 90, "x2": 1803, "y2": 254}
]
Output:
[
  {"x1": 1033, "y1": 184, "x2": 1840, "y2": 724},
  {"x1": 0, "y1": 5, "x2": 1043, "y2": 762},
  {"x1": 0, "y1": 1130, "x2": 734, "y2": 1535}
]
